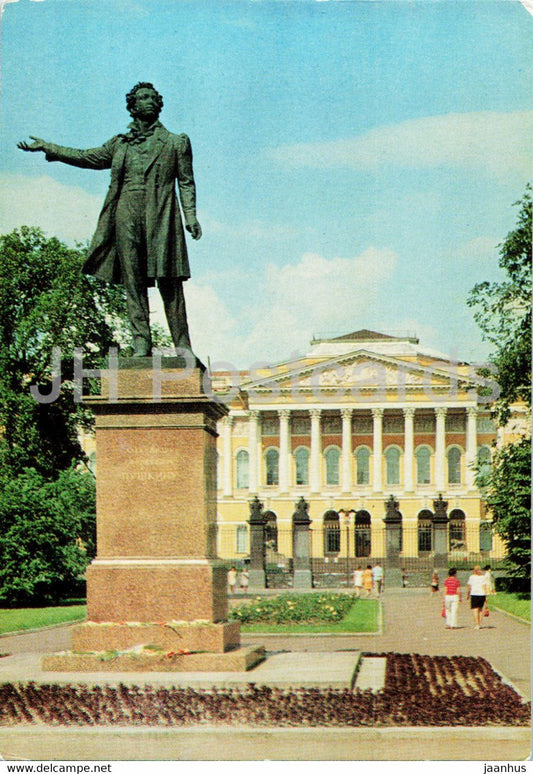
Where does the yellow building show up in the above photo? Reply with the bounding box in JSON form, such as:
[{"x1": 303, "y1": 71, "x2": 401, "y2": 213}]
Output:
[{"x1": 212, "y1": 330, "x2": 525, "y2": 582}]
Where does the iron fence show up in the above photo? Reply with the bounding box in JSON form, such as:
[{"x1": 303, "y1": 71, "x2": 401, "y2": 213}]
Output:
[{"x1": 216, "y1": 522, "x2": 506, "y2": 588}]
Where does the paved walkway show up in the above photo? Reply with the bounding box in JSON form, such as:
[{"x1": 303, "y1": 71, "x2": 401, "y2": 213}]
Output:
[
  {"x1": 0, "y1": 588, "x2": 529, "y2": 696},
  {"x1": 0, "y1": 588, "x2": 529, "y2": 761},
  {"x1": 240, "y1": 587, "x2": 531, "y2": 699}
]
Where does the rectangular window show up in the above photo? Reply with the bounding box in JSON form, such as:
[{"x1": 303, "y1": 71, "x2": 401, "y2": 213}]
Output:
[
  {"x1": 355, "y1": 526, "x2": 371, "y2": 557},
  {"x1": 292, "y1": 416, "x2": 310, "y2": 435},
  {"x1": 261, "y1": 418, "x2": 278, "y2": 436},
  {"x1": 479, "y1": 522, "x2": 493, "y2": 552},
  {"x1": 325, "y1": 526, "x2": 340, "y2": 554},
  {"x1": 295, "y1": 449, "x2": 309, "y2": 485},
  {"x1": 236, "y1": 525, "x2": 248, "y2": 554},
  {"x1": 418, "y1": 523, "x2": 432, "y2": 552}
]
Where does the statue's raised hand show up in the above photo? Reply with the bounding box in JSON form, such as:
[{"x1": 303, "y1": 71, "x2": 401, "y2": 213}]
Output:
[{"x1": 17, "y1": 136, "x2": 47, "y2": 152}]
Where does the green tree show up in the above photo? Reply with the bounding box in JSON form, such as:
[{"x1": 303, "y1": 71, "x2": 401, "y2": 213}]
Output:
[
  {"x1": 468, "y1": 186, "x2": 531, "y2": 424},
  {"x1": 0, "y1": 226, "x2": 130, "y2": 477},
  {"x1": 0, "y1": 226, "x2": 134, "y2": 604},
  {"x1": 0, "y1": 466, "x2": 96, "y2": 605},
  {"x1": 469, "y1": 189, "x2": 531, "y2": 580},
  {"x1": 480, "y1": 437, "x2": 531, "y2": 581}
]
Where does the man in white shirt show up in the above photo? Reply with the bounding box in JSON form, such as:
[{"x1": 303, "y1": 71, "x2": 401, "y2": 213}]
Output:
[
  {"x1": 372, "y1": 563, "x2": 384, "y2": 596},
  {"x1": 466, "y1": 565, "x2": 488, "y2": 629}
]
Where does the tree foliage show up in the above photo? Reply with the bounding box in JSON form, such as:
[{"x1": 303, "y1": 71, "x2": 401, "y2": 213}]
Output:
[
  {"x1": 0, "y1": 226, "x2": 130, "y2": 477},
  {"x1": 470, "y1": 189, "x2": 531, "y2": 580},
  {"x1": 0, "y1": 226, "x2": 134, "y2": 604},
  {"x1": 0, "y1": 466, "x2": 96, "y2": 605},
  {"x1": 481, "y1": 437, "x2": 531, "y2": 580},
  {"x1": 468, "y1": 186, "x2": 532, "y2": 424}
]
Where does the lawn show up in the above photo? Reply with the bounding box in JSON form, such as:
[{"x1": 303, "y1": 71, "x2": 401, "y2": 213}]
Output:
[
  {"x1": 488, "y1": 592, "x2": 530, "y2": 623},
  {"x1": 230, "y1": 593, "x2": 380, "y2": 633},
  {"x1": 0, "y1": 604, "x2": 86, "y2": 636}
]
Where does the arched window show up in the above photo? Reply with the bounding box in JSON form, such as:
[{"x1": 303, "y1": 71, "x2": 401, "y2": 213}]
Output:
[
  {"x1": 236, "y1": 525, "x2": 248, "y2": 554},
  {"x1": 449, "y1": 508, "x2": 466, "y2": 550},
  {"x1": 355, "y1": 510, "x2": 371, "y2": 557},
  {"x1": 479, "y1": 520, "x2": 493, "y2": 552},
  {"x1": 323, "y1": 510, "x2": 340, "y2": 554},
  {"x1": 447, "y1": 447, "x2": 462, "y2": 485},
  {"x1": 236, "y1": 449, "x2": 249, "y2": 489},
  {"x1": 417, "y1": 509, "x2": 433, "y2": 552},
  {"x1": 416, "y1": 446, "x2": 431, "y2": 485},
  {"x1": 265, "y1": 448, "x2": 279, "y2": 486},
  {"x1": 264, "y1": 511, "x2": 278, "y2": 552},
  {"x1": 385, "y1": 446, "x2": 401, "y2": 486},
  {"x1": 324, "y1": 446, "x2": 340, "y2": 486},
  {"x1": 356, "y1": 447, "x2": 370, "y2": 485},
  {"x1": 294, "y1": 446, "x2": 310, "y2": 486}
]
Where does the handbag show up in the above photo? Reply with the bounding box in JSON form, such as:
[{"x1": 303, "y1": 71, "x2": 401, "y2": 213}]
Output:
[
  {"x1": 441, "y1": 603, "x2": 446, "y2": 618},
  {"x1": 483, "y1": 607, "x2": 490, "y2": 617}
]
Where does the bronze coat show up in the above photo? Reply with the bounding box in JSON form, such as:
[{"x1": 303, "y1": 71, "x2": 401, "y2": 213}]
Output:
[{"x1": 44, "y1": 123, "x2": 197, "y2": 284}]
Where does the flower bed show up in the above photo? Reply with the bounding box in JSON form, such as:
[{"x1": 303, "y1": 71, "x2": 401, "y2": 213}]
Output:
[
  {"x1": 0, "y1": 653, "x2": 529, "y2": 727},
  {"x1": 229, "y1": 593, "x2": 355, "y2": 624}
]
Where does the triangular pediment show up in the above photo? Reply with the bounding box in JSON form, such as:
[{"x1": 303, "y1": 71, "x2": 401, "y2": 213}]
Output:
[{"x1": 243, "y1": 349, "x2": 479, "y2": 393}]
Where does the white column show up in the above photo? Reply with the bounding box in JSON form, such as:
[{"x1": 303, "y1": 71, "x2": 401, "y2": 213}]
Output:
[
  {"x1": 248, "y1": 410, "x2": 260, "y2": 493},
  {"x1": 372, "y1": 408, "x2": 384, "y2": 493},
  {"x1": 403, "y1": 408, "x2": 415, "y2": 492},
  {"x1": 278, "y1": 409, "x2": 291, "y2": 493},
  {"x1": 222, "y1": 415, "x2": 233, "y2": 497},
  {"x1": 341, "y1": 408, "x2": 353, "y2": 493},
  {"x1": 435, "y1": 407, "x2": 447, "y2": 492},
  {"x1": 465, "y1": 406, "x2": 477, "y2": 489},
  {"x1": 310, "y1": 409, "x2": 322, "y2": 493}
]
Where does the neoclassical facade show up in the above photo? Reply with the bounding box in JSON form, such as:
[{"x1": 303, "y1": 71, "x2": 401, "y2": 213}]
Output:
[{"x1": 213, "y1": 330, "x2": 526, "y2": 566}]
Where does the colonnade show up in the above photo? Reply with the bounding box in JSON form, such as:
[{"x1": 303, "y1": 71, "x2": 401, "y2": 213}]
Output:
[{"x1": 220, "y1": 405, "x2": 479, "y2": 497}]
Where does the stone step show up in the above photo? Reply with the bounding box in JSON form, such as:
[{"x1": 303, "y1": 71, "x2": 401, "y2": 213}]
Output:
[{"x1": 353, "y1": 656, "x2": 387, "y2": 692}]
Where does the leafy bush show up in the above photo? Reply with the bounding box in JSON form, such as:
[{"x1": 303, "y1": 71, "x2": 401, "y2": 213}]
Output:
[
  {"x1": 0, "y1": 467, "x2": 95, "y2": 606},
  {"x1": 229, "y1": 593, "x2": 355, "y2": 624}
]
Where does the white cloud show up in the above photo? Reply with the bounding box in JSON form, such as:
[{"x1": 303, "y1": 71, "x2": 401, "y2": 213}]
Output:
[
  {"x1": 149, "y1": 282, "x2": 241, "y2": 366},
  {"x1": 0, "y1": 174, "x2": 102, "y2": 244},
  {"x1": 150, "y1": 247, "x2": 398, "y2": 368},
  {"x1": 269, "y1": 111, "x2": 533, "y2": 179}
]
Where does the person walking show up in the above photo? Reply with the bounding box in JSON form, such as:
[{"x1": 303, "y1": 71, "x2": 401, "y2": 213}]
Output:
[
  {"x1": 239, "y1": 568, "x2": 249, "y2": 594},
  {"x1": 372, "y1": 562, "x2": 384, "y2": 596},
  {"x1": 442, "y1": 568, "x2": 461, "y2": 629},
  {"x1": 482, "y1": 564, "x2": 496, "y2": 617},
  {"x1": 227, "y1": 566, "x2": 237, "y2": 594},
  {"x1": 353, "y1": 567, "x2": 364, "y2": 597},
  {"x1": 362, "y1": 565, "x2": 373, "y2": 597},
  {"x1": 430, "y1": 570, "x2": 439, "y2": 595},
  {"x1": 467, "y1": 565, "x2": 488, "y2": 629}
]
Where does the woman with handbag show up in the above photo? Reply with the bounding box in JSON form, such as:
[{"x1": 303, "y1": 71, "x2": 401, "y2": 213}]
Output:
[{"x1": 442, "y1": 568, "x2": 462, "y2": 629}]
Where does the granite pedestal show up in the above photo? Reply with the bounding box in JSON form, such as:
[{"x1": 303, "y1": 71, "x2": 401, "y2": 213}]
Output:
[{"x1": 43, "y1": 359, "x2": 264, "y2": 672}]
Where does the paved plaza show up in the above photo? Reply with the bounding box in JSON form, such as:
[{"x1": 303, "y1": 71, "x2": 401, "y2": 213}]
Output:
[{"x1": 0, "y1": 587, "x2": 530, "y2": 761}]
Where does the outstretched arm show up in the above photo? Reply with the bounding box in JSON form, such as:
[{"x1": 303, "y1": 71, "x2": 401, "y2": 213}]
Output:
[
  {"x1": 18, "y1": 136, "x2": 114, "y2": 170},
  {"x1": 17, "y1": 136, "x2": 49, "y2": 153}
]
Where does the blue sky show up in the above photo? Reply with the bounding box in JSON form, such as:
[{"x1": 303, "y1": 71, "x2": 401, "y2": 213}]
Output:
[{"x1": 1, "y1": 0, "x2": 531, "y2": 369}]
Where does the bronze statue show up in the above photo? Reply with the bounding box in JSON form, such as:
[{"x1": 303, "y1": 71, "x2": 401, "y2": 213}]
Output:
[{"x1": 18, "y1": 82, "x2": 202, "y2": 357}]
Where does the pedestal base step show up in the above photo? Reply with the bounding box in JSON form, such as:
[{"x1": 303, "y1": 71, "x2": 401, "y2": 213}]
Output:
[
  {"x1": 72, "y1": 620, "x2": 240, "y2": 654},
  {"x1": 42, "y1": 645, "x2": 265, "y2": 673}
]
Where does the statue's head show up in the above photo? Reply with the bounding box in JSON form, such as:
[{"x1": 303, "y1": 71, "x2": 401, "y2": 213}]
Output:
[{"x1": 126, "y1": 82, "x2": 164, "y2": 119}]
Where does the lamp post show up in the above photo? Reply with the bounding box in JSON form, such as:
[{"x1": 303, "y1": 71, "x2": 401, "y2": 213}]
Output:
[{"x1": 338, "y1": 508, "x2": 356, "y2": 586}]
